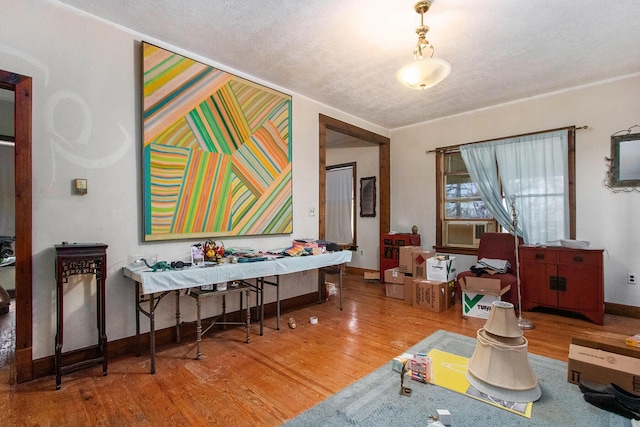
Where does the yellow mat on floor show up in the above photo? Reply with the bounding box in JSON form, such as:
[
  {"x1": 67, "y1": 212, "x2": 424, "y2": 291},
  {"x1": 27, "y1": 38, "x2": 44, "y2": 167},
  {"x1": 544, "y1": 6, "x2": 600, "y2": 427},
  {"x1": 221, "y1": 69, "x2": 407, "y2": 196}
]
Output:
[{"x1": 427, "y1": 348, "x2": 533, "y2": 418}]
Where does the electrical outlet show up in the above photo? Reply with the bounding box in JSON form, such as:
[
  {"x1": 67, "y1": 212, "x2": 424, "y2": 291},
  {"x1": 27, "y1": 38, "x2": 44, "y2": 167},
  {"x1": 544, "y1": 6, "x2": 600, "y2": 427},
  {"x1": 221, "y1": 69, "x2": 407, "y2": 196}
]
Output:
[
  {"x1": 360, "y1": 250, "x2": 364, "y2": 256},
  {"x1": 628, "y1": 273, "x2": 637, "y2": 285},
  {"x1": 308, "y1": 207, "x2": 316, "y2": 217}
]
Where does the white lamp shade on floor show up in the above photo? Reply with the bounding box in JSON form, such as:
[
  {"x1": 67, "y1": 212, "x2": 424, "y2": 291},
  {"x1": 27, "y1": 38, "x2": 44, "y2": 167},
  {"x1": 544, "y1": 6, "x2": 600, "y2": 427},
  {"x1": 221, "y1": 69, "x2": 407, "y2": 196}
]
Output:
[
  {"x1": 465, "y1": 300, "x2": 542, "y2": 403},
  {"x1": 483, "y1": 301, "x2": 522, "y2": 338}
]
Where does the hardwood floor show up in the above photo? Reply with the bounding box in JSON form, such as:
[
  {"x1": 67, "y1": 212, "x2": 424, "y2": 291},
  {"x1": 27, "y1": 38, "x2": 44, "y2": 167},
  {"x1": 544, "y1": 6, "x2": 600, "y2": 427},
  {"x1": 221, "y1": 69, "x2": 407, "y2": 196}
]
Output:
[{"x1": 2, "y1": 271, "x2": 639, "y2": 426}]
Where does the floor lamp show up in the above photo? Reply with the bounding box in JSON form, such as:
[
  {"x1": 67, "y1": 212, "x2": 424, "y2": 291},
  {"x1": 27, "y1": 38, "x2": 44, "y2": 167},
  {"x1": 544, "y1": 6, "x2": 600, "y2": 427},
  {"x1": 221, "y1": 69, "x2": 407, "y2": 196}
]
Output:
[{"x1": 509, "y1": 195, "x2": 535, "y2": 330}]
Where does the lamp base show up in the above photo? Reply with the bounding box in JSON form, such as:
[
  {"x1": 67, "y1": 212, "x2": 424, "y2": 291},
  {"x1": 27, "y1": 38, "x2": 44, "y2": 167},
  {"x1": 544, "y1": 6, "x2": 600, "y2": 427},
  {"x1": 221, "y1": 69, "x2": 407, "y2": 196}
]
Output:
[{"x1": 518, "y1": 317, "x2": 535, "y2": 330}]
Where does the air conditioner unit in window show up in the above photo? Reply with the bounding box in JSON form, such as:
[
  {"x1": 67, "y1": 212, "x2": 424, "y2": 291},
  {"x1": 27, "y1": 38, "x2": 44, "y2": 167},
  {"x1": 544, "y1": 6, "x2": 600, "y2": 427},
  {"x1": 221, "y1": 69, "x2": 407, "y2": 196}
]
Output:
[{"x1": 443, "y1": 221, "x2": 496, "y2": 248}]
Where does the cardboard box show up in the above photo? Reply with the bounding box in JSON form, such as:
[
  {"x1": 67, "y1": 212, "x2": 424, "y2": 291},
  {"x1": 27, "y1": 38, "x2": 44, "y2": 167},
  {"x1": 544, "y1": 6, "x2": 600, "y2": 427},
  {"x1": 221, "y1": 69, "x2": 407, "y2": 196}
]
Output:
[
  {"x1": 413, "y1": 279, "x2": 447, "y2": 312},
  {"x1": 443, "y1": 280, "x2": 456, "y2": 309},
  {"x1": 385, "y1": 283, "x2": 405, "y2": 299},
  {"x1": 412, "y1": 250, "x2": 436, "y2": 278},
  {"x1": 409, "y1": 353, "x2": 432, "y2": 383},
  {"x1": 363, "y1": 271, "x2": 379, "y2": 282},
  {"x1": 403, "y1": 276, "x2": 415, "y2": 303},
  {"x1": 426, "y1": 256, "x2": 457, "y2": 282},
  {"x1": 399, "y1": 245, "x2": 422, "y2": 273},
  {"x1": 568, "y1": 334, "x2": 640, "y2": 393},
  {"x1": 460, "y1": 277, "x2": 510, "y2": 319},
  {"x1": 384, "y1": 268, "x2": 405, "y2": 284}
]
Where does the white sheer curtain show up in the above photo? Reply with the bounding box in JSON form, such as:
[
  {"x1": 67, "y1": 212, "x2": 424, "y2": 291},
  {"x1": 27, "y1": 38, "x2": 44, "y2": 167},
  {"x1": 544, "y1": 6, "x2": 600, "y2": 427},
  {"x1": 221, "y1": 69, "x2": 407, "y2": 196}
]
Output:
[
  {"x1": 460, "y1": 130, "x2": 569, "y2": 244},
  {"x1": 326, "y1": 167, "x2": 353, "y2": 244}
]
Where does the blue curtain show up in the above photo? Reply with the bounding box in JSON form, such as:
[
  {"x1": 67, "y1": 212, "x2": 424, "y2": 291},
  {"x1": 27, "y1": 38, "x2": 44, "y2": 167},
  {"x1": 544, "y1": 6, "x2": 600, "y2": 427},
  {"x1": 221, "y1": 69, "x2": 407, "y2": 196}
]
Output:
[{"x1": 460, "y1": 130, "x2": 569, "y2": 244}]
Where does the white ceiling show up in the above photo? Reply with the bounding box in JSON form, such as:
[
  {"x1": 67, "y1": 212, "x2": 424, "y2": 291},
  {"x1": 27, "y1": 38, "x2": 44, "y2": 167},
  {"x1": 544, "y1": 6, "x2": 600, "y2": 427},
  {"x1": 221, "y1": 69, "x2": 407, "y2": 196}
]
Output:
[{"x1": 55, "y1": 0, "x2": 640, "y2": 129}]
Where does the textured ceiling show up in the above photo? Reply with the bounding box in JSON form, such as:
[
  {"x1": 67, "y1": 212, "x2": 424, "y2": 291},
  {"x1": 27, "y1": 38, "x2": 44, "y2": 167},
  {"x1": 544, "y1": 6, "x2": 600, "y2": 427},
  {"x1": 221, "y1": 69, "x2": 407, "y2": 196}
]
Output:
[{"x1": 55, "y1": 0, "x2": 640, "y2": 129}]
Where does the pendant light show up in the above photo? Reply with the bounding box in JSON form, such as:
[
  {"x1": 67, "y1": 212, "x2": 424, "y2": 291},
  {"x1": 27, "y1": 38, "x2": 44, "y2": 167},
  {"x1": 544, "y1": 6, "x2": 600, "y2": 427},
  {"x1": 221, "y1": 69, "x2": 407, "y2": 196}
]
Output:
[{"x1": 396, "y1": 1, "x2": 451, "y2": 90}]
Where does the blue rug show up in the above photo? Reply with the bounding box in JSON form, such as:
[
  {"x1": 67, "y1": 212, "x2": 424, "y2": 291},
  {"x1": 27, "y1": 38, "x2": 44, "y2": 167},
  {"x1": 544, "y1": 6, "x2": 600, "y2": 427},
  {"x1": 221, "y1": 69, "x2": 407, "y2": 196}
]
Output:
[{"x1": 283, "y1": 330, "x2": 631, "y2": 426}]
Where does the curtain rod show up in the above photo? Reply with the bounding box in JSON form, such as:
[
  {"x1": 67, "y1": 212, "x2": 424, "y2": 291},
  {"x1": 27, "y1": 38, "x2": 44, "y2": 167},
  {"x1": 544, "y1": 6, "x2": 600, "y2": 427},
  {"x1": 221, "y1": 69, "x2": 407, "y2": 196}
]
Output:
[{"x1": 426, "y1": 125, "x2": 588, "y2": 154}]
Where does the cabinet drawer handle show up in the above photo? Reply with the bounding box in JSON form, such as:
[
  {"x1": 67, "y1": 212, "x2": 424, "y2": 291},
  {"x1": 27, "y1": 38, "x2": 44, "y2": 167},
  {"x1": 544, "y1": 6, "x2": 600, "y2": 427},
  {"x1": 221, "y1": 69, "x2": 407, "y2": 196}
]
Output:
[
  {"x1": 535, "y1": 253, "x2": 544, "y2": 260},
  {"x1": 573, "y1": 255, "x2": 583, "y2": 263}
]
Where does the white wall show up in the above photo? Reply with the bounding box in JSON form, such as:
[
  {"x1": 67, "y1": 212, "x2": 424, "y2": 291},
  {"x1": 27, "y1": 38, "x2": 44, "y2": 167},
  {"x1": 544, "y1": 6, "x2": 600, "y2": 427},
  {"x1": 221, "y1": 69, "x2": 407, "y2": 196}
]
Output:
[
  {"x1": 0, "y1": 0, "x2": 388, "y2": 358},
  {"x1": 389, "y1": 75, "x2": 640, "y2": 307},
  {"x1": 327, "y1": 145, "x2": 380, "y2": 270}
]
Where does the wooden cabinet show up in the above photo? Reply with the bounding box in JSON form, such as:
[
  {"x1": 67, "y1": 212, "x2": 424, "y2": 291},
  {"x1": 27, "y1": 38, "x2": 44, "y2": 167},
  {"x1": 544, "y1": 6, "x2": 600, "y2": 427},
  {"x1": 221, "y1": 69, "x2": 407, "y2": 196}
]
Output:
[
  {"x1": 380, "y1": 233, "x2": 420, "y2": 273},
  {"x1": 520, "y1": 245, "x2": 604, "y2": 325}
]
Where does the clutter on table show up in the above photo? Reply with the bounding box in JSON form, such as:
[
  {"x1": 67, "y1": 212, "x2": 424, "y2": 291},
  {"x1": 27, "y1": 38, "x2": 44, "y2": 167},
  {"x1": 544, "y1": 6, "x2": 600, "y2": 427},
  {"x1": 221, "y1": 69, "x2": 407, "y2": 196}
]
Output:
[{"x1": 128, "y1": 237, "x2": 345, "y2": 273}]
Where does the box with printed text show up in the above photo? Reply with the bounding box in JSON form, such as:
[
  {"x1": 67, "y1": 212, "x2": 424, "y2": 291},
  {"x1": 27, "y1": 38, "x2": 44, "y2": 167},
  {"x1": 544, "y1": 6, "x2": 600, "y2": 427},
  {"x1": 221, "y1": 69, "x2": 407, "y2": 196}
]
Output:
[
  {"x1": 426, "y1": 256, "x2": 456, "y2": 282},
  {"x1": 568, "y1": 334, "x2": 640, "y2": 394},
  {"x1": 460, "y1": 277, "x2": 509, "y2": 319},
  {"x1": 413, "y1": 279, "x2": 446, "y2": 312},
  {"x1": 411, "y1": 250, "x2": 436, "y2": 279}
]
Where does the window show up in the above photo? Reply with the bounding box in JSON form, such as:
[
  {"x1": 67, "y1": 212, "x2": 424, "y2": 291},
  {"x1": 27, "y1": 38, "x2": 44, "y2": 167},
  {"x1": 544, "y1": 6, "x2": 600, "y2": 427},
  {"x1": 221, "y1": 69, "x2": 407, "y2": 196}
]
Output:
[
  {"x1": 443, "y1": 152, "x2": 492, "y2": 220},
  {"x1": 436, "y1": 128, "x2": 576, "y2": 254},
  {"x1": 437, "y1": 151, "x2": 497, "y2": 251}
]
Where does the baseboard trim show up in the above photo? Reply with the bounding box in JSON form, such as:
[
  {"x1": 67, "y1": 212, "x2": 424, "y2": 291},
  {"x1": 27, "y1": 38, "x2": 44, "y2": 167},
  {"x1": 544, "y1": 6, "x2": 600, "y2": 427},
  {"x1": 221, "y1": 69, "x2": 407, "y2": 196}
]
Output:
[
  {"x1": 32, "y1": 291, "x2": 321, "y2": 380},
  {"x1": 605, "y1": 302, "x2": 640, "y2": 319}
]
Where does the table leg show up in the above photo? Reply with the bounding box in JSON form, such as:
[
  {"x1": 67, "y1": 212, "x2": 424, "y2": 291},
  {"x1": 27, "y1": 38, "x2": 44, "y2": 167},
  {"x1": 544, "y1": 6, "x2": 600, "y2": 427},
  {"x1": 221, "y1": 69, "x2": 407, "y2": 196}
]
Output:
[
  {"x1": 149, "y1": 293, "x2": 156, "y2": 374},
  {"x1": 275, "y1": 275, "x2": 280, "y2": 330},
  {"x1": 244, "y1": 289, "x2": 251, "y2": 344},
  {"x1": 339, "y1": 264, "x2": 343, "y2": 311},
  {"x1": 318, "y1": 269, "x2": 324, "y2": 304},
  {"x1": 175, "y1": 290, "x2": 181, "y2": 343},
  {"x1": 99, "y1": 276, "x2": 108, "y2": 377},
  {"x1": 195, "y1": 295, "x2": 202, "y2": 360},
  {"x1": 135, "y1": 284, "x2": 141, "y2": 357},
  {"x1": 257, "y1": 278, "x2": 264, "y2": 336},
  {"x1": 222, "y1": 295, "x2": 227, "y2": 330},
  {"x1": 55, "y1": 281, "x2": 63, "y2": 390}
]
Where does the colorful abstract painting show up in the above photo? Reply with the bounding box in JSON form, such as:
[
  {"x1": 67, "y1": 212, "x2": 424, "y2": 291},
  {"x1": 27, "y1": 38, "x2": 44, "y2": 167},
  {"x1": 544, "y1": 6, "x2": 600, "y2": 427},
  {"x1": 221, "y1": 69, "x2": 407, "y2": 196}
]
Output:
[{"x1": 142, "y1": 42, "x2": 292, "y2": 241}]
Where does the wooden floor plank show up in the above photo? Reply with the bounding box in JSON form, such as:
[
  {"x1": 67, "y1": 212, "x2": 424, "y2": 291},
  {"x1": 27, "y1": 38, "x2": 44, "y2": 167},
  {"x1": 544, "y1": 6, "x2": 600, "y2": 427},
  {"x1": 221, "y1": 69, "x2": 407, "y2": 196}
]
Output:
[{"x1": 2, "y1": 272, "x2": 640, "y2": 426}]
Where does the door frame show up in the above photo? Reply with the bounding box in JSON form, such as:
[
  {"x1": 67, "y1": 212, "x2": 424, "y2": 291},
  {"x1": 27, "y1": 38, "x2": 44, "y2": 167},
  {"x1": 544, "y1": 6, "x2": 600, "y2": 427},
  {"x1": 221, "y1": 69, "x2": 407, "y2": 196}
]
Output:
[
  {"x1": 0, "y1": 70, "x2": 33, "y2": 383},
  {"x1": 318, "y1": 114, "x2": 390, "y2": 245}
]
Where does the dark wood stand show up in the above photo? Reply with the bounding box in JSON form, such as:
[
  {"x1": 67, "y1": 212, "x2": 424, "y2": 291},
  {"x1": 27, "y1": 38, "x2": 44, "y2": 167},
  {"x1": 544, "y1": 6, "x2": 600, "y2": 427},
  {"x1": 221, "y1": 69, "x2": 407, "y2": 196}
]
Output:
[
  {"x1": 380, "y1": 233, "x2": 420, "y2": 273},
  {"x1": 520, "y1": 245, "x2": 604, "y2": 325},
  {"x1": 54, "y1": 243, "x2": 108, "y2": 389}
]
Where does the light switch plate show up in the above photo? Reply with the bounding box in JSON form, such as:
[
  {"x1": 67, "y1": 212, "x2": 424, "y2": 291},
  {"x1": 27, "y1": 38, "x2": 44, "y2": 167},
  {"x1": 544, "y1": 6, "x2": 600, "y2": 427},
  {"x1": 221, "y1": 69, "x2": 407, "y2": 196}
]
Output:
[{"x1": 74, "y1": 178, "x2": 87, "y2": 195}]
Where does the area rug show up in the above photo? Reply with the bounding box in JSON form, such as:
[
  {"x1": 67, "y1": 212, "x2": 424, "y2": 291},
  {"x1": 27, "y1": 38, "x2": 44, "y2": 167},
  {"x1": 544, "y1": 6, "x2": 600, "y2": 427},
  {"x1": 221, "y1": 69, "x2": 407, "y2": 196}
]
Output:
[{"x1": 283, "y1": 330, "x2": 631, "y2": 427}]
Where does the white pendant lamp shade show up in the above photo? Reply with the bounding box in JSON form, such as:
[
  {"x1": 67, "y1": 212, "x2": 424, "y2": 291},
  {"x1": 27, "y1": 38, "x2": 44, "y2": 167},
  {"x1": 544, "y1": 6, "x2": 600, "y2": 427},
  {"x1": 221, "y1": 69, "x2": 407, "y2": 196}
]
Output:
[
  {"x1": 396, "y1": 57, "x2": 451, "y2": 90},
  {"x1": 397, "y1": 1, "x2": 450, "y2": 90}
]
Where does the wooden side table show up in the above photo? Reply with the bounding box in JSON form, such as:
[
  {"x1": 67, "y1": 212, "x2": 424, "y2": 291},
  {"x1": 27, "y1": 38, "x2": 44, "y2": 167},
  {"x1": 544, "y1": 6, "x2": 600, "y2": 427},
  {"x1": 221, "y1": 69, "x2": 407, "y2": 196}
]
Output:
[{"x1": 54, "y1": 243, "x2": 108, "y2": 389}]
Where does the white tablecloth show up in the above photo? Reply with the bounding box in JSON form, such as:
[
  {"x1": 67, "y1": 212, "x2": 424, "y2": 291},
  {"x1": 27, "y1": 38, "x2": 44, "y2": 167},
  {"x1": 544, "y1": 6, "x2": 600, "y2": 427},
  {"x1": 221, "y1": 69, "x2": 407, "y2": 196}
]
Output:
[{"x1": 123, "y1": 251, "x2": 352, "y2": 295}]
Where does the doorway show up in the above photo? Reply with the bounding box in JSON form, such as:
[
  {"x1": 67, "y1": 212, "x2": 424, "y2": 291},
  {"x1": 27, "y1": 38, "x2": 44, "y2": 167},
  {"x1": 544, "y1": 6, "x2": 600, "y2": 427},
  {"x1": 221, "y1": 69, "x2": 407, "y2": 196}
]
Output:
[
  {"x1": 318, "y1": 114, "x2": 390, "y2": 256},
  {"x1": 0, "y1": 70, "x2": 33, "y2": 383}
]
